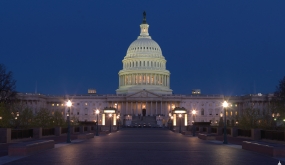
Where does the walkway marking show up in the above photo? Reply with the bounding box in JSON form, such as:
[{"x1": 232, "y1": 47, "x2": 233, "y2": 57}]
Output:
[{"x1": 208, "y1": 140, "x2": 242, "y2": 149}]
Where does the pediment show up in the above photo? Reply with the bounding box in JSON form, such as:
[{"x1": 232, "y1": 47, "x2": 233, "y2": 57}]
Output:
[{"x1": 127, "y1": 90, "x2": 161, "y2": 98}]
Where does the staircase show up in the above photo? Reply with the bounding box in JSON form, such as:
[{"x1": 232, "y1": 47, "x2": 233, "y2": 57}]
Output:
[{"x1": 131, "y1": 116, "x2": 158, "y2": 127}]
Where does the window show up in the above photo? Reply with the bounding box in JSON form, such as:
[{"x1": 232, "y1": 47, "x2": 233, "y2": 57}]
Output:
[
  {"x1": 85, "y1": 103, "x2": 88, "y2": 106},
  {"x1": 77, "y1": 112, "x2": 79, "y2": 115},
  {"x1": 201, "y1": 108, "x2": 204, "y2": 115},
  {"x1": 56, "y1": 104, "x2": 59, "y2": 106},
  {"x1": 52, "y1": 104, "x2": 54, "y2": 106}
]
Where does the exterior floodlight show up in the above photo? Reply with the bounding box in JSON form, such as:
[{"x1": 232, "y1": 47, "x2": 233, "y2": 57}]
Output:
[
  {"x1": 222, "y1": 101, "x2": 228, "y2": 108},
  {"x1": 66, "y1": 100, "x2": 72, "y2": 107},
  {"x1": 103, "y1": 107, "x2": 116, "y2": 114},
  {"x1": 172, "y1": 107, "x2": 187, "y2": 114},
  {"x1": 192, "y1": 110, "x2": 196, "y2": 115}
]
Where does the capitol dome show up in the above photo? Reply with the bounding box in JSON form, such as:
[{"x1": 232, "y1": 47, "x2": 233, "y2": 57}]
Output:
[
  {"x1": 125, "y1": 38, "x2": 163, "y2": 59},
  {"x1": 116, "y1": 12, "x2": 172, "y2": 95}
]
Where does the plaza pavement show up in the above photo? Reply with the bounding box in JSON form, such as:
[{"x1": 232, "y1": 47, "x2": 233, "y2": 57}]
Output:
[{"x1": 1, "y1": 128, "x2": 285, "y2": 165}]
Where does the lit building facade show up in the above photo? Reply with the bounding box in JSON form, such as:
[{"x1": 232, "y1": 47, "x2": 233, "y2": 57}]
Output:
[{"x1": 17, "y1": 13, "x2": 273, "y2": 127}]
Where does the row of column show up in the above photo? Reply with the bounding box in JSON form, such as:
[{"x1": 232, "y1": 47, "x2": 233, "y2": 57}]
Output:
[
  {"x1": 119, "y1": 73, "x2": 170, "y2": 87},
  {"x1": 107, "y1": 101, "x2": 180, "y2": 116}
]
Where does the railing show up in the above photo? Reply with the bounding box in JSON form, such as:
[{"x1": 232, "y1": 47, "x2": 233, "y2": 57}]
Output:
[
  {"x1": 261, "y1": 130, "x2": 284, "y2": 141},
  {"x1": 74, "y1": 127, "x2": 80, "y2": 132},
  {"x1": 211, "y1": 127, "x2": 217, "y2": 133},
  {"x1": 237, "y1": 129, "x2": 251, "y2": 137},
  {"x1": 61, "y1": 127, "x2": 68, "y2": 134},
  {"x1": 222, "y1": 128, "x2": 231, "y2": 135},
  {"x1": 42, "y1": 128, "x2": 55, "y2": 136},
  {"x1": 11, "y1": 129, "x2": 33, "y2": 140},
  {"x1": 84, "y1": 126, "x2": 87, "y2": 132}
]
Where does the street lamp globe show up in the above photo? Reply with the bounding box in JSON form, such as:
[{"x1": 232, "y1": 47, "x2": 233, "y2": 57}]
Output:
[
  {"x1": 192, "y1": 110, "x2": 196, "y2": 115},
  {"x1": 222, "y1": 101, "x2": 228, "y2": 108},
  {"x1": 66, "y1": 100, "x2": 72, "y2": 107},
  {"x1": 95, "y1": 109, "x2": 99, "y2": 114}
]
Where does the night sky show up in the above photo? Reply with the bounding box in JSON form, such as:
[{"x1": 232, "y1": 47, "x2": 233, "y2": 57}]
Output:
[{"x1": 1, "y1": 1, "x2": 285, "y2": 96}]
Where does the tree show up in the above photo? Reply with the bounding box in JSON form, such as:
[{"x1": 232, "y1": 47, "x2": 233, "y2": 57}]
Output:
[
  {"x1": 238, "y1": 107, "x2": 261, "y2": 129},
  {"x1": 18, "y1": 107, "x2": 34, "y2": 129},
  {"x1": 275, "y1": 76, "x2": 285, "y2": 102},
  {"x1": 33, "y1": 108, "x2": 53, "y2": 128},
  {"x1": 52, "y1": 111, "x2": 66, "y2": 127},
  {"x1": 0, "y1": 64, "x2": 17, "y2": 103},
  {"x1": 0, "y1": 103, "x2": 13, "y2": 128}
]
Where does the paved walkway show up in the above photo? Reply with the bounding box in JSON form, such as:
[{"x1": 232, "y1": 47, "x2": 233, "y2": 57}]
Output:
[{"x1": 1, "y1": 128, "x2": 284, "y2": 165}]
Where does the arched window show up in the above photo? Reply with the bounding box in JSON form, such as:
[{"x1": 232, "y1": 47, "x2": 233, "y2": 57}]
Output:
[
  {"x1": 136, "y1": 61, "x2": 138, "y2": 67},
  {"x1": 147, "y1": 61, "x2": 149, "y2": 66},
  {"x1": 151, "y1": 61, "x2": 153, "y2": 67},
  {"x1": 132, "y1": 62, "x2": 134, "y2": 67},
  {"x1": 140, "y1": 61, "x2": 141, "y2": 66},
  {"x1": 143, "y1": 61, "x2": 145, "y2": 66}
]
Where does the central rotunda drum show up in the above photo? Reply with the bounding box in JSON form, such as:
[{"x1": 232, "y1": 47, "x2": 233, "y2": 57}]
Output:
[{"x1": 116, "y1": 12, "x2": 172, "y2": 95}]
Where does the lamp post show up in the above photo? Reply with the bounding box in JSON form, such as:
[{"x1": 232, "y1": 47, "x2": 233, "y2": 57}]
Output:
[
  {"x1": 192, "y1": 110, "x2": 196, "y2": 136},
  {"x1": 109, "y1": 114, "x2": 112, "y2": 132},
  {"x1": 222, "y1": 101, "x2": 228, "y2": 144},
  {"x1": 179, "y1": 114, "x2": 182, "y2": 133},
  {"x1": 95, "y1": 109, "x2": 99, "y2": 136},
  {"x1": 66, "y1": 100, "x2": 72, "y2": 143}
]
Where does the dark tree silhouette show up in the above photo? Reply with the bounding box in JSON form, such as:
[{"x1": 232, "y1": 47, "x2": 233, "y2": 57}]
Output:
[
  {"x1": 275, "y1": 76, "x2": 285, "y2": 102},
  {"x1": 0, "y1": 64, "x2": 16, "y2": 103}
]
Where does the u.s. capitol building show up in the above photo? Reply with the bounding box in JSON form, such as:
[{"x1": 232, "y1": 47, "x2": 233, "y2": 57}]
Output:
[{"x1": 18, "y1": 13, "x2": 272, "y2": 127}]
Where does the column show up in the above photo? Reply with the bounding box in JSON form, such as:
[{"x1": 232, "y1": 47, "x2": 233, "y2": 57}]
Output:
[
  {"x1": 146, "y1": 101, "x2": 148, "y2": 115},
  {"x1": 102, "y1": 114, "x2": 105, "y2": 125},
  {"x1": 173, "y1": 114, "x2": 176, "y2": 126},
  {"x1": 126, "y1": 102, "x2": 128, "y2": 115},
  {"x1": 184, "y1": 114, "x2": 187, "y2": 126},
  {"x1": 168, "y1": 76, "x2": 170, "y2": 87},
  {"x1": 156, "y1": 101, "x2": 157, "y2": 115},
  {"x1": 160, "y1": 101, "x2": 162, "y2": 114},
  {"x1": 151, "y1": 101, "x2": 152, "y2": 116},
  {"x1": 131, "y1": 102, "x2": 133, "y2": 115},
  {"x1": 136, "y1": 102, "x2": 138, "y2": 116},
  {"x1": 121, "y1": 102, "x2": 124, "y2": 115}
]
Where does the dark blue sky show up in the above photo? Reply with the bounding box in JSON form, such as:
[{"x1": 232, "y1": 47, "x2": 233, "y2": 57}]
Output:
[{"x1": 1, "y1": 1, "x2": 285, "y2": 96}]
